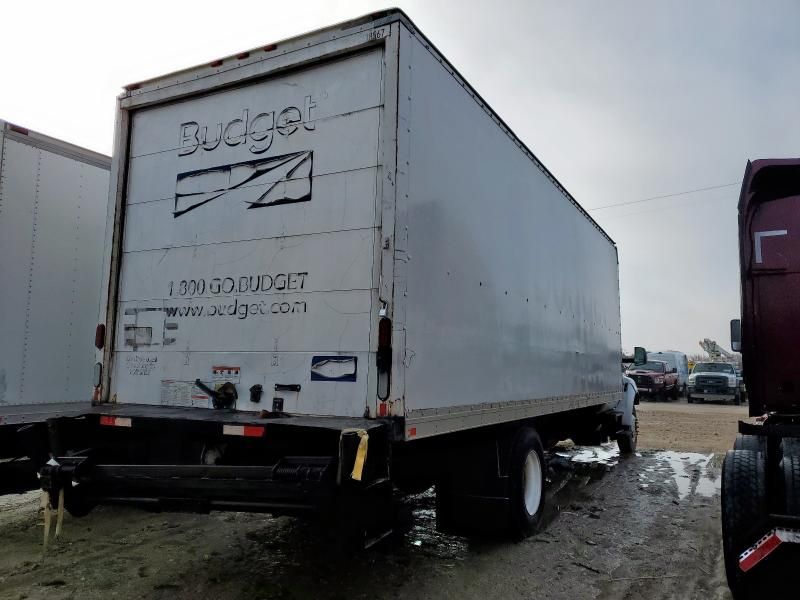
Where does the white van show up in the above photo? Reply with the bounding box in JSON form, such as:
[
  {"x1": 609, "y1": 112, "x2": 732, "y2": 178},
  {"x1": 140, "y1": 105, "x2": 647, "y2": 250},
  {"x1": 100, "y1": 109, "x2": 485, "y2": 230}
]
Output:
[{"x1": 647, "y1": 351, "x2": 689, "y2": 396}]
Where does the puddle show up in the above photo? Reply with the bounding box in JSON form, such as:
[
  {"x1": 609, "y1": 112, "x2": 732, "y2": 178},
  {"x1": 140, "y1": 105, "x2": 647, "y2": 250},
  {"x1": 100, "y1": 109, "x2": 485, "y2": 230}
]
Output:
[{"x1": 647, "y1": 451, "x2": 719, "y2": 499}]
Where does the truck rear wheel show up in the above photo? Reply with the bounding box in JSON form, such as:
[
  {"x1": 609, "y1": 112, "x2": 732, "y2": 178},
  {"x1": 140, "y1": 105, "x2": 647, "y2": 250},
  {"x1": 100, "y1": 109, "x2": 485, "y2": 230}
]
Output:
[
  {"x1": 783, "y1": 455, "x2": 800, "y2": 516},
  {"x1": 509, "y1": 427, "x2": 545, "y2": 539},
  {"x1": 722, "y1": 449, "x2": 767, "y2": 598},
  {"x1": 782, "y1": 437, "x2": 800, "y2": 458},
  {"x1": 733, "y1": 434, "x2": 766, "y2": 454},
  {"x1": 435, "y1": 428, "x2": 545, "y2": 539}
]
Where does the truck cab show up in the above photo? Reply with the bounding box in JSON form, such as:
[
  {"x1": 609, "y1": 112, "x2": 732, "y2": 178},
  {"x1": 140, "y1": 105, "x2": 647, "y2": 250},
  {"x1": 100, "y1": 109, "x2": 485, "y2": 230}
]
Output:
[
  {"x1": 625, "y1": 360, "x2": 679, "y2": 401},
  {"x1": 687, "y1": 362, "x2": 740, "y2": 404}
]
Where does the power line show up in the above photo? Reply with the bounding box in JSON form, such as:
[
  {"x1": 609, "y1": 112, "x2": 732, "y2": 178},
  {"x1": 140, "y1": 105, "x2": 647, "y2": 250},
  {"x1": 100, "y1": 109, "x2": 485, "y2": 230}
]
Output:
[
  {"x1": 597, "y1": 192, "x2": 731, "y2": 221},
  {"x1": 587, "y1": 181, "x2": 742, "y2": 212}
]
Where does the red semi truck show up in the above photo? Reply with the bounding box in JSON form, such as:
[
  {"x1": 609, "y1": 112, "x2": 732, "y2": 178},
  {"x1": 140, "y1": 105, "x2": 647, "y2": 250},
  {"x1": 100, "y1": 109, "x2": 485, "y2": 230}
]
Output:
[{"x1": 723, "y1": 158, "x2": 800, "y2": 597}]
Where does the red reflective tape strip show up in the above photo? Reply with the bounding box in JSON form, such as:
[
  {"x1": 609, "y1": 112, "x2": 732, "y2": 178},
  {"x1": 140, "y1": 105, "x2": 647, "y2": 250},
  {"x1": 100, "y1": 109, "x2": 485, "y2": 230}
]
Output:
[
  {"x1": 222, "y1": 425, "x2": 264, "y2": 438},
  {"x1": 378, "y1": 402, "x2": 388, "y2": 417},
  {"x1": 99, "y1": 416, "x2": 132, "y2": 428},
  {"x1": 243, "y1": 426, "x2": 264, "y2": 438},
  {"x1": 740, "y1": 533, "x2": 782, "y2": 572},
  {"x1": 408, "y1": 427, "x2": 417, "y2": 437}
]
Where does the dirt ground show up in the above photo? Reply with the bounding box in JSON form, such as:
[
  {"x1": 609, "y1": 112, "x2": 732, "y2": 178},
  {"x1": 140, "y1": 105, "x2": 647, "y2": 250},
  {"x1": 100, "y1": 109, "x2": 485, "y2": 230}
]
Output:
[
  {"x1": 637, "y1": 398, "x2": 748, "y2": 454},
  {"x1": 0, "y1": 404, "x2": 737, "y2": 600}
]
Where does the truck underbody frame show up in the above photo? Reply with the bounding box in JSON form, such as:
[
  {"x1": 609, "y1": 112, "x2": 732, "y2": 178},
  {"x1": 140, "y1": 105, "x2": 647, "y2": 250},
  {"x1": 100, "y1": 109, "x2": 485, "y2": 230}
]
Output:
[{"x1": 40, "y1": 405, "x2": 393, "y2": 517}]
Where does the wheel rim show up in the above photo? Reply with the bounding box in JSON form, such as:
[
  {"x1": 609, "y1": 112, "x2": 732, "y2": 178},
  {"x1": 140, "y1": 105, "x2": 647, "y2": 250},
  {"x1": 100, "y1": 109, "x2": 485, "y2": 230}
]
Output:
[{"x1": 523, "y1": 450, "x2": 543, "y2": 516}]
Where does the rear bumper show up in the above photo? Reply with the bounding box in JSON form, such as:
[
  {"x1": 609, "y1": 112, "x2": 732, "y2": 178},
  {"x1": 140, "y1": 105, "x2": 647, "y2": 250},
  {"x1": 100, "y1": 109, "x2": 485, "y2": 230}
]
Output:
[
  {"x1": 638, "y1": 386, "x2": 665, "y2": 395},
  {"x1": 40, "y1": 456, "x2": 336, "y2": 515},
  {"x1": 41, "y1": 404, "x2": 394, "y2": 515}
]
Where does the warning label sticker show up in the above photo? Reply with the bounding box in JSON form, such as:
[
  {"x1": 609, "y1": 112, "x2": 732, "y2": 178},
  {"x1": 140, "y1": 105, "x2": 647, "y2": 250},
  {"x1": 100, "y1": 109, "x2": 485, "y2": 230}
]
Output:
[
  {"x1": 160, "y1": 380, "x2": 210, "y2": 408},
  {"x1": 212, "y1": 366, "x2": 241, "y2": 383}
]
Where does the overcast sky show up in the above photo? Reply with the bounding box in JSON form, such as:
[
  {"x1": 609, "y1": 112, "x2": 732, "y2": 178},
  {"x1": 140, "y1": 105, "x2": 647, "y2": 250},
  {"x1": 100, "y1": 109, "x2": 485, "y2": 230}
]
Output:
[{"x1": 2, "y1": 0, "x2": 799, "y2": 356}]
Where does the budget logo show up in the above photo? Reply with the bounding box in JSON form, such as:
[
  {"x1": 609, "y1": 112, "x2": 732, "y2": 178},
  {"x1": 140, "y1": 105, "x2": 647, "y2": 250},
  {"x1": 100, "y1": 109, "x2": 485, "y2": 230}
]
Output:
[{"x1": 173, "y1": 150, "x2": 312, "y2": 217}]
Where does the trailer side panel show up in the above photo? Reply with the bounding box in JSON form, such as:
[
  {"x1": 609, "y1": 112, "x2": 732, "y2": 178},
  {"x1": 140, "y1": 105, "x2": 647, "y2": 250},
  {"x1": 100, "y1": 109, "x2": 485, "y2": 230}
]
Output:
[
  {"x1": 0, "y1": 127, "x2": 109, "y2": 409},
  {"x1": 397, "y1": 27, "x2": 622, "y2": 438}
]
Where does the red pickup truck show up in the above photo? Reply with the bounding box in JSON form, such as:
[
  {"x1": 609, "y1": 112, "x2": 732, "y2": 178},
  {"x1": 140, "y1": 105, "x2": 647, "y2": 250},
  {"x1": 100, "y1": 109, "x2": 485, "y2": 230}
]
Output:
[{"x1": 625, "y1": 360, "x2": 679, "y2": 401}]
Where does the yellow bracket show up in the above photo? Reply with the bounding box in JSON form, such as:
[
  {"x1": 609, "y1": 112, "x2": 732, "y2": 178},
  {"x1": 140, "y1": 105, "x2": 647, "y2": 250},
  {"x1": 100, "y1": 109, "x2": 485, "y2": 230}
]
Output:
[{"x1": 339, "y1": 428, "x2": 369, "y2": 482}]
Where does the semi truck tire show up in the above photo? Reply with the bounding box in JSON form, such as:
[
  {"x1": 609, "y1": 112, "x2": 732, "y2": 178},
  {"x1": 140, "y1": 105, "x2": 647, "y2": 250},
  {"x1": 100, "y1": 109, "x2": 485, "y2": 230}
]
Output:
[
  {"x1": 783, "y1": 455, "x2": 800, "y2": 516},
  {"x1": 722, "y1": 449, "x2": 767, "y2": 598},
  {"x1": 733, "y1": 434, "x2": 766, "y2": 454},
  {"x1": 782, "y1": 437, "x2": 800, "y2": 458},
  {"x1": 509, "y1": 427, "x2": 546, "y2": 539}
]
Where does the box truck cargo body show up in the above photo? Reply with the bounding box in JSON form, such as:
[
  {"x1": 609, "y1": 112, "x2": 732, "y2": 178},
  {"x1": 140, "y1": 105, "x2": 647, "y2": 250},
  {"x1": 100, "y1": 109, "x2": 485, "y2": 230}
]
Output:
[
  {"x1": 0, "y1": 121, "x2": 110, "y2": 493},
  {"x1": 42, "y1": 10, "x2": 632, "y2": 542}
]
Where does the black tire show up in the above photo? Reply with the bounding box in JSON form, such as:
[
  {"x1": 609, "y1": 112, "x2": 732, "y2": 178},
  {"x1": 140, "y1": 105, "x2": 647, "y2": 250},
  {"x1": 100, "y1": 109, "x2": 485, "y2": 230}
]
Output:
[
  {"x1": 670, "y1": 385, "x2": 679, "y2": 401},
  {"x1": 783, "y1": 454, "x2": 800, "y2": 516},
  {"x1": 733, "y1": 434, "x2": 766, "y2": 454},
  {"x1": 782, "y1": 437, "x2": 800, "y2": 458},
  {"x1": 509, "y1": 427, "x2": 546, "y2": 539},
  {"x1": 63, "y1": 488, "x2": 95, "y2": 518},
  {"x1": 722, "y1": 450, "x2": 767, "y2": 598},
  {"x1": 687, "y1": 395, "x2": 694, "y2": 404},
  {"x1": 617, "y1": 407, "x2": 638, "y2": 455}
]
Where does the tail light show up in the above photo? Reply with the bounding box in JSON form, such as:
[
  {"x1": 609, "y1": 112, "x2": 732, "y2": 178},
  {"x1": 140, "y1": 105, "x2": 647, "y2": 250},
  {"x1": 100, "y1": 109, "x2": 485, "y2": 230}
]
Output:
[
  {"x1": 377, "y1": 317, "x2": 391, "y2": 400},
  {"x1": 377, "y1": 317, "x2": 391, "y2": 371},
  {"x1": 95, "y1": 323, "x2": 105, "y2": 349}
]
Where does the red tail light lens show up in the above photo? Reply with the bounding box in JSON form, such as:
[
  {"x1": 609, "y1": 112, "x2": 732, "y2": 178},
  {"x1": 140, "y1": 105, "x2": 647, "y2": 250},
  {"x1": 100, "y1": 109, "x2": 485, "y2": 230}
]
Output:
[
  {"x1": 377, "y1": 317, "x2": 391, "y2": 372},
  {"x1": 378, "y1": 317, "x2": 391, "y2": 349},
  {"x1": 95, "y1": 323, "x2": 106, "y2": 349}
]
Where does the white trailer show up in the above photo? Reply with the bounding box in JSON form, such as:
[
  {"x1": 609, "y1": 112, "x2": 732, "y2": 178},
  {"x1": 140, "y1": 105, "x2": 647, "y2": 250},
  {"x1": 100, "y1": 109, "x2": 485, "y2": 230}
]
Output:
[
  {"x1": 0, "y1": 121, "x2": 110, "y2": 493},
  {"x1": 41, "y1": 10, "x2": 633, "y2": 543}
]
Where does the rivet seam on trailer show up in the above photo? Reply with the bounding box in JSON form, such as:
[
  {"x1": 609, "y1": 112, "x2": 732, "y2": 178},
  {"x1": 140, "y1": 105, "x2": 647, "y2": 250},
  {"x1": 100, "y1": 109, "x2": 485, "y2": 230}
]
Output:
[{"x1": 19, "y1": 151, "x2": 43, "y2": 398}]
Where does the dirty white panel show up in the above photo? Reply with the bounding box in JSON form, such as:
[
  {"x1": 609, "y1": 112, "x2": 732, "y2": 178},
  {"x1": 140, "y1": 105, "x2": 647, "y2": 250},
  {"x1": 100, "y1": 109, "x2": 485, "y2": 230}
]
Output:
[
  {"x1": 126, "y1": 107, "x2": 381, "y2": 207},
  {"x1": 118, "y1": 228, "x2": 376, "y2": 302},
  {"x1": 115, "y1": 289, "x2": 372, "y2": 353},
  {"x1": 0, "y1": 136, "x2": 110, "y2": 407},
  {"x1": 128, "y1": 49, "x2": 384, "y2": 159},
  {"x1": 112, "y1": 47, "x2": 385, "y2": 416},
  {"x1": 110, "y1": 350, "x2": 371, "y2": 418},
  {"x1": 399, "y1": 30, "x2": 622, "y2": 414},
  {"x1": 122, "y1": 167, "x2": 378, "y2": 252}
]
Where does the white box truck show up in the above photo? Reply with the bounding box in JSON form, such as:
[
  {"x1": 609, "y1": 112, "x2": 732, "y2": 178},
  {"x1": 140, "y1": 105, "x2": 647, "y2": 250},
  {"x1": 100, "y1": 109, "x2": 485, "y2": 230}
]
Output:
[
  {"x1": 0, "y1": 121, "x2": 110, "y2": 493},
  {"x1": 41, "y1": 10, "x2": 634, "y2": 544}
]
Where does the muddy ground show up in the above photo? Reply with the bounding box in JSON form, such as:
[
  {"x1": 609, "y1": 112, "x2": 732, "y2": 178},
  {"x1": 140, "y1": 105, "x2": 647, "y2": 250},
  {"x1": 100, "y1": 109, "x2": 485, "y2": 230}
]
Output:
[{"x1": 0, "y1": 402, "x2": 742, "y2": 600}]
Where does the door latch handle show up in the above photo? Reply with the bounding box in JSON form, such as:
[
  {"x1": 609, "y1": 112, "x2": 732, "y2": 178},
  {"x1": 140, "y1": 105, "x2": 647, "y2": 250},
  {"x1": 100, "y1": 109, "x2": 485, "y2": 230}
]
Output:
[{"x1": 274, "y1": 384, "x2": 301, "y2": 392}]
